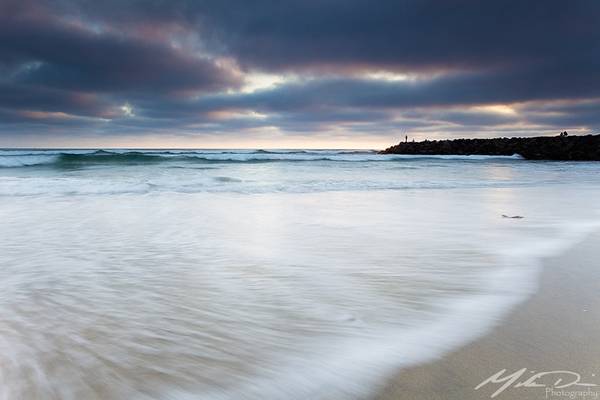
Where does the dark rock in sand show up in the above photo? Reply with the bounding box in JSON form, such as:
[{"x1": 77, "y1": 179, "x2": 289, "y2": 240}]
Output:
[{"x1": 379, "y1": 133, "x2": 600, "y2": 161}]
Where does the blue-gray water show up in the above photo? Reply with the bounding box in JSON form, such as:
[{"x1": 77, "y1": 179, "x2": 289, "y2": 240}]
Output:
[{"x1": 1, "y1": 149, "x2": 600, "y2": 399}]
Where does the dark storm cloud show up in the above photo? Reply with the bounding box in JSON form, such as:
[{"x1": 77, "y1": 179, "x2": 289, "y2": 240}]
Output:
[
  {"x1": 164, "y1": 64, "x2": 600, "y2": 117},
  {"x1": 56, "y1": 0, "x2": 600, "y2": 71},
  {"x1": 1, "y1": 0, "x2": 600, "y2": 141},
  {"x1": 521, "y1": 100, "x2": 600, "y2": 127},
  {"x1": 212, "y1": 0, "x2": 597, "y2": 73},
  {"x1": 0, "y1": 8, "x2": 239, "y2": 94},
  {"x1": 0, "y1": 82, "x2": 114, "y2": 118}
]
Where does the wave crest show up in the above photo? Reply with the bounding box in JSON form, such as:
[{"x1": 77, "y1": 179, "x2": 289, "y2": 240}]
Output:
[{"x1": 0, "y1": 149, "x2": 522, "y2": 168}]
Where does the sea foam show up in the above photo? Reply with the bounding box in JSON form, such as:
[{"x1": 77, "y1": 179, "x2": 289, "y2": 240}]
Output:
[{"x1": 0, "y1": 150, "x2": 599, "y2": 399}]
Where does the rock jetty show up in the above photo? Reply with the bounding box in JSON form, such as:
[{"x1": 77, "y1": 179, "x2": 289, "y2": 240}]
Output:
[{"x1": 380, "y1": 133, "x2": 600, "y2": 160}]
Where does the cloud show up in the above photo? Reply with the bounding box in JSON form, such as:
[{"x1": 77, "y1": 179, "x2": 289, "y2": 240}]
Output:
[
  {"x1": 1, "y1": 0, "x2": 599, "y2": 144},
  {"x1": 520, "y1": 99, "x2": 600, "y2": 127},
  {"x1": 59, "y1": 0, "x2": 600, "y2": 72},
  {"x1": 1, "y1": 11, "x2": 240, "y2": 94}
]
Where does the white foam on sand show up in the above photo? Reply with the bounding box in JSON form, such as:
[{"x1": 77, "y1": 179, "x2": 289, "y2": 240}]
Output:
[{"x1": 154, "y1": 213, "x2": 600, "y2": 400}]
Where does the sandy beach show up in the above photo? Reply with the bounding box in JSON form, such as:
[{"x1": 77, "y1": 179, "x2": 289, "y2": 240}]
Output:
[{"x1": 379, "y1": 232, "x2": 600, "y2": 400}]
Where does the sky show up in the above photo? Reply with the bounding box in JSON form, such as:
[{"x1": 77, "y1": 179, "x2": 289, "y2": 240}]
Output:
[{"x1": 1, "y1": 0, "x2": 599, "y2": 148}]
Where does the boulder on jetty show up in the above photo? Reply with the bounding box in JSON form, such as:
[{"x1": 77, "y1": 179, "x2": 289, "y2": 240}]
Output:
[{"x1": 379, "y1": 133, "x2": 600, "y2": 161}]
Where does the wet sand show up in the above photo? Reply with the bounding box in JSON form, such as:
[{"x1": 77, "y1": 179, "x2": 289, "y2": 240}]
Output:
[{"x1": 378, "y1": 232, "x2": 600, "y2": 400}]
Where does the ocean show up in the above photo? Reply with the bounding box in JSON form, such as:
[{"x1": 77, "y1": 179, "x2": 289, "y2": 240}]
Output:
[{"x1": 1, "y1": 149, "x2": 600, "y2": 399}]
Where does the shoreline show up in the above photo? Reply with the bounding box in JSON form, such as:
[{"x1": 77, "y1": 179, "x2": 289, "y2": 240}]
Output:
[{"x1": 377, "y1": 231, "x2": 600, "y2": 400}]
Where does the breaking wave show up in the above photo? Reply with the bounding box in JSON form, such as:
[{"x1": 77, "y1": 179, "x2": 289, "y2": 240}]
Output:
[{"x1": 0, "y1": 149, "x2": 522, "y2": 168}]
